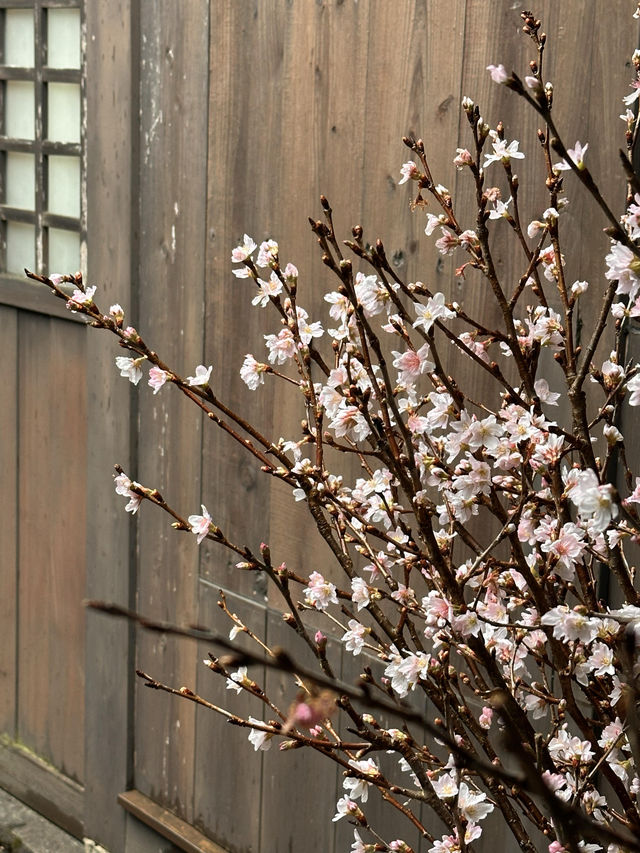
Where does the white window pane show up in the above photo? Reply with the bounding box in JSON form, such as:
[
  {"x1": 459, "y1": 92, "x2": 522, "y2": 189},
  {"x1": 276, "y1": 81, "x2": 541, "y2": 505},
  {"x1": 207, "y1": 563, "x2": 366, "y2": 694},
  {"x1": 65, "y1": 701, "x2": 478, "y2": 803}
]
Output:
[
  {"x1": 48, "y1": 155, "x2": 80, "y2": 218},
  {"x1": 6, "y1": 152, "x2": 35, "y2": 209},
  {"x1": 6, "y1": 221, "x2": 35, "y2": 273},
  {"x1": 5, "y1": 81, "x2": 35, "y2": 139},
  {"x1": 48, "y1": 228, "x2": 80, "y2": 274},
  {"x1": 5, "y1": 9, "x2": 34, "y2": 66},
  {"x1": 47, "y1": 9, "x2": 81, "y2": 69},
  {"x1": 47, "y1": 83, "x2": 80, "y2": 143}
]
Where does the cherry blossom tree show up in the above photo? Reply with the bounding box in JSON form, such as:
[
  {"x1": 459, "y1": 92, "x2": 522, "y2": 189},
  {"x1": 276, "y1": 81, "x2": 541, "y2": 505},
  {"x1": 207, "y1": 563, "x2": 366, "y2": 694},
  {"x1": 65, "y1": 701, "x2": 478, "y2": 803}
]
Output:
[{"x1": 27, "y1": 9, "x2": 640, "y2": 853}]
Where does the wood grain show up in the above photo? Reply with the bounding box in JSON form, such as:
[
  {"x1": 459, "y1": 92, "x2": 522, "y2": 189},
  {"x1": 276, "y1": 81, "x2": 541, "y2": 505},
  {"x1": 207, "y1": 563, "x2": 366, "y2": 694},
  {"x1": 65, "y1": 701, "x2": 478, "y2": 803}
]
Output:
[
  {"x1": 133, "y1": 0, "x2": 210, "y2": 825},
  {"x1": 0, "y1": 306, "x2": 18, "y2": 735},
  {"x1": 17, "y1": 312, "x2": 86, "y2": 784},
  {"x1": 83, "y1": 1, "x2": 136, "y2": 848}
]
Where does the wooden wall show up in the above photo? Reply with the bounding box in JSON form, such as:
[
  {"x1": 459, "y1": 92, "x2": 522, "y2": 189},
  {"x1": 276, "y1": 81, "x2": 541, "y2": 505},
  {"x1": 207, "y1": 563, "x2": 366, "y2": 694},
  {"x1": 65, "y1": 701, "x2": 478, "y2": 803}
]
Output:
[
  {"x1": 1, "y1": 2, "x2": 639, "y2": 852},
  {"x1": 130, "y1": 2, "x2": 639, "y2": 852}
]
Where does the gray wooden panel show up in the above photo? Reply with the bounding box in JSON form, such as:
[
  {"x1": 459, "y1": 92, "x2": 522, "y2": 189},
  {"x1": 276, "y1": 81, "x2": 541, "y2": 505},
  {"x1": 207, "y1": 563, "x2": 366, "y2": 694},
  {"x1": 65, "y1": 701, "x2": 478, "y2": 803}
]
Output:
[
  {"x1": 83, "y1": 1, "x2": 136, "y2": 848},
  {"x1": 17, "y1": 312, "x2": 86, "y2": 784},
  {"x1": 259, "y1": 610, "x2": 338, "y2": 853},
  {"x1": 134, "y1": 0, "x2": 210, "y2": 825},
  {"x1": 193, "y1": 582, "x2": 265, "y2": 853},
  {"x1": 0, "y1": 306, "x2": 17, "y2": 736},
  {"x1": 202, "y1": 0, "x2": 283, "y2": 598}
]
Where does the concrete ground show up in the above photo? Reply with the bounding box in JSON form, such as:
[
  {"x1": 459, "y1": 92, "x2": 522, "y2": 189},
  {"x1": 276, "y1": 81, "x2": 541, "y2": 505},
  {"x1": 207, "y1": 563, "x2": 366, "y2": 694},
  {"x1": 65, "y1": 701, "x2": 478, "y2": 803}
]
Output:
[{"x1": 0, "y1": 786, "x2": 84, "y2": 852}]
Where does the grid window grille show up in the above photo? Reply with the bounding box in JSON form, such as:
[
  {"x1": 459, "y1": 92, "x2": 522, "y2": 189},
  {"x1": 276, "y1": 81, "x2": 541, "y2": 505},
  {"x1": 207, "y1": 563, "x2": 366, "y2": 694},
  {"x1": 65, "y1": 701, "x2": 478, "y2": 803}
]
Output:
[{"x1": 0, "y1": 0, "x2": 84, "y2": 278}]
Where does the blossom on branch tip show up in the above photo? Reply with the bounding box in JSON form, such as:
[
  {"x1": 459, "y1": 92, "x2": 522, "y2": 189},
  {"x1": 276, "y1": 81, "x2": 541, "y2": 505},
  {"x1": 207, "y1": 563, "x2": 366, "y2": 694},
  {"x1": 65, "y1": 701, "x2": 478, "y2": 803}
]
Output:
[
  {"x1": 398, "y1": 161, "x2": 420, "y2": 184},
  {"x1": 114, "y1": 472, "x2": 142, "y2": 514},
  {"x1": 553, "y1": 140, "x2": 588, "y2": 171},
  {"x1": 257, "y1": 239, "x2": 279, "y2": 268},
  {"x1": 483, "y1": 136, "x2": 525, "y2": 168},
  {"x1": 188, "y1": 504, "x2": 213, "y2": 544},
  {"x1": 486, "y1": 63, "x2": 508, "y2": 84},
  {"x1": 231, "y1": 234, "x2": 256, "y2": 262},
  {"x1": 186, "y1": 364, "x2": 213, "y2": 387},
  {"x1": 115, "y1": 355, "x2": 145, "y2": 386}
]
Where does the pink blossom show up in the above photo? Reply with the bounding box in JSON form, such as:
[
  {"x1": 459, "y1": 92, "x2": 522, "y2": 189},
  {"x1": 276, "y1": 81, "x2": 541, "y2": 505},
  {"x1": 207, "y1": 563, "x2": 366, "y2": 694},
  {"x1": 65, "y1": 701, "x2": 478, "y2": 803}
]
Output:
[
  {"x1": 115, "y1": 355, "x2": 145, "y2": 385},
  {"x1": 332, "y1": 796, "x2": 361, "y2": 822},
  {"x1": 251, "y1": 272, "x2": 283, "y2": 307},
  {"x1": 627, "y1": 373, "x2": 640, "y2": 405},
  {"x1": 240, "y1": 354, "x2": 268, "y2": 390},
  {"x1": 398, "y1": 161, "x2": 420, "y2": 184},
  {"x1": 256, "y1": 239, "x2": 278, "y2": 268},
  {"x1": 457, "y1": 782, "x2": 494, "y2": 822},
  {"x1": 186, "y1": 364, "x2": 212, "y2": 387},
  {"x1": 148, "y1": 366, "x2": 168, "y2": 394},
  {"x1": 486, "y1": 63, "x2": 508, "y2": 83},
  {"x1": 413, "y1": 292, "x2": 456, "y2": 332},
  {"x1": 188, "y1": 505, "x2": 212, "y2": 544},
  {"x1": 453, "y1": 148, "x2": 472, "y2": 168},
  {"x1": 343, "y1": 759, "x2": 379, "y2": 803},
  {"x1": 351, "y1": 577, "x2": 371, "y2": 610},
  {"x1": 553, "y1": 140, "x2": 588, "y2": 171},
  {"x1": 264, "y1": 328, "x2": 296, "y2": 364},
  {"x1": 328, "y1": 403, "x2": 371, "y2": 442},
  {"x1": 247, "y1": 717, "x2": 273, "y2": 751},
  {"x1": 483, "y1": 136, "x2": 525, "y2": 168},
  {"x1": 605, "y1": 241, "x2": 640, "y2": 300},
  {"x1": 66, "y1": 285, "x2": 96, "y2": 309},
  {"x1": 342, "y1": 619, "x2": 367, "y2": 655},
  {"x1": 534, "y1": 377, "x2": 560, "y2": 405},
  {"x1": 304, "y1": 571, "x2": 338, "y2": 611},
  {"x1": 114, "y1": 472, "x2": 142, "y2": 514},
  {"x1": 478, "y1": 706, "x2": 493, "y2": 730},
  {"x1": 431, "y1": 771, "x2": 458, "y2": 799},
  {"x1": 231, "y1": 234, "x2": 257, "y2": 262}
]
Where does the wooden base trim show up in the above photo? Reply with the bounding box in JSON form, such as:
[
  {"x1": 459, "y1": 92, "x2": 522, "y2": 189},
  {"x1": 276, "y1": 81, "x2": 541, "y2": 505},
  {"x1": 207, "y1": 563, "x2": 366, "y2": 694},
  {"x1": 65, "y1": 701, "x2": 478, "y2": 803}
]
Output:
[
  {"x1": 118, "y1": 789, "x2": 229, "y2": 853},
  {"x1": 0, "y1": 737, "x2": 84, "y2": 839}
]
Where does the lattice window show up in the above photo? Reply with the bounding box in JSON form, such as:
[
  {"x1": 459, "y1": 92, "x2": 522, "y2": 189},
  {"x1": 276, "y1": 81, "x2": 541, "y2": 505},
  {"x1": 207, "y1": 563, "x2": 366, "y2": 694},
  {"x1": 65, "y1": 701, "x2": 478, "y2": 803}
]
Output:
[{"x1": 0, "y1": 0, "x2": 83, "y2": 278}]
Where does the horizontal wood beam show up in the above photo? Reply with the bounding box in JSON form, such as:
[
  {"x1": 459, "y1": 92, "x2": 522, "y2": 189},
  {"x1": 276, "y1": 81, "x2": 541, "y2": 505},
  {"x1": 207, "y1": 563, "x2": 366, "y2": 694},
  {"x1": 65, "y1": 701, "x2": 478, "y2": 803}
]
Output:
[
  {"x1": 0, "y1": 276, "x2": 86, "y2": 321},
  {"x1": 0, "y1": 736, "x2": 84, "y2": 839},
  {"x1": 118, "y1": 789, "x2": 229, "y2": 853}
]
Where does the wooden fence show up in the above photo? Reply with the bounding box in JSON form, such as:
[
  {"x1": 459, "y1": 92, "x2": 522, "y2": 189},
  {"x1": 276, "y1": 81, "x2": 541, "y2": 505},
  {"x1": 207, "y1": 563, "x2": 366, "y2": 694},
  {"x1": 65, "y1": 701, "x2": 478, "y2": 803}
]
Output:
[{"x1": 1, "y1": 1, "x2": 639, "y2": 851}]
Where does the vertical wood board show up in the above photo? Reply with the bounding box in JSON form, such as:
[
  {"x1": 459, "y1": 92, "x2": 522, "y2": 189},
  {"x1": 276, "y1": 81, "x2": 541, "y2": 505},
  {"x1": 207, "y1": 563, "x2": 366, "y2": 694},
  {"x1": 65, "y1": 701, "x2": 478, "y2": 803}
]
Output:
[
  {"x1": 193, "y1": 582, "x2": 265, "y2": 853},
  {"x1": 134, "y1": 0, "x2": 210, "y2": 824},
  {"x1": 84, "y1": 0, "x2": 136, "y2": 847},
  {"x1": 17, "y1": 312, "x2": 86, "y2": 785},
  {"x1": 0, "y1": 306, "x2": 18, "y2": 735}
]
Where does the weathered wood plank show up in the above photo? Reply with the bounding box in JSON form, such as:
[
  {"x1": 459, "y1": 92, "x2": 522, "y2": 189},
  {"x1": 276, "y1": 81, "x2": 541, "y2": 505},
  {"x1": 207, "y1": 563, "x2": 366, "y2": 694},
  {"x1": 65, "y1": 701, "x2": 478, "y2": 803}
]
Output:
[
  {"x1": 83, "y1": 1, "x2": 136, "y2": 849},
  {"x1": 0, "y1": 277, "x2": 86, "y2": 321},
  {"x1": 202, "y1": 0, "x2": 284, "y2": 600},
  {"x1": 120, "y1": 789, "x2": 228, "y2": 853},
  {"x1": 17, "y1": 312, "x2": 86, "y2": 783},
  {"x1": 134, "y1": 0, "x2": 209, "y2": 825},
  {"x1": 0, "y1": 306, "x2": 18, "y2": 736},
  {"x1": 0, "y1": 736, "x2": 84, "y2": 840},
  {"x1": 259, "y1": 610, "x2": 338, "y2": 853},
  {"x1": 193, "y1": 581, "x2": 264, "y2": 853}
]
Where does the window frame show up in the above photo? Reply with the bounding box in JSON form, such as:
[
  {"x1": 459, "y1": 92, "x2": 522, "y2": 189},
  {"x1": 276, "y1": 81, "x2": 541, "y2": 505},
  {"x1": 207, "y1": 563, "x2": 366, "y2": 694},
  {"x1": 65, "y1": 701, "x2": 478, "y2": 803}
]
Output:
[{"x1": 0, "y1": 0, "x2": 85, "y2": 321}]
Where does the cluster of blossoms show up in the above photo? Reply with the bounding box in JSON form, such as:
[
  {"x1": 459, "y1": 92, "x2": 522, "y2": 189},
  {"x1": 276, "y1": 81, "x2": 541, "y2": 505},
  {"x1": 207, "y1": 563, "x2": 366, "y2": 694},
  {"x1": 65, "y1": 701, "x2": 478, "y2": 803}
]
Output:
[{"x1": 28, "y1": 10, "x2": 640, "y2": 853}]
